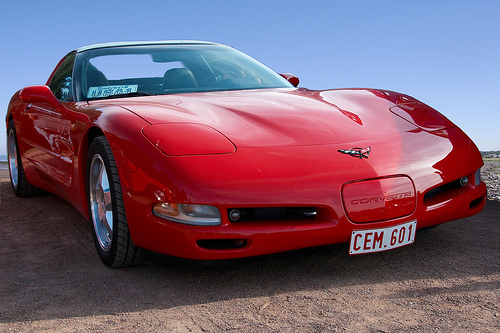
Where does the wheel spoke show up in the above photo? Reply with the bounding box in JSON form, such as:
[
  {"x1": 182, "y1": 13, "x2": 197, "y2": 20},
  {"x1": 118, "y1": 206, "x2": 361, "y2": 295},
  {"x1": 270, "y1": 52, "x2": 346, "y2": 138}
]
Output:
[{"x1": 102, "y1": 188, "x2": 112, "y2": 211}]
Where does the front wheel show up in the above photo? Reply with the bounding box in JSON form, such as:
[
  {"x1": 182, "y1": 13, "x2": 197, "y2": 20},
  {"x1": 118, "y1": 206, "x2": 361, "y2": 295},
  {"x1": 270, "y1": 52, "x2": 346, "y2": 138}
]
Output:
[{"x1": 88, "y1": 136, "x2": 142, "y2": 267}]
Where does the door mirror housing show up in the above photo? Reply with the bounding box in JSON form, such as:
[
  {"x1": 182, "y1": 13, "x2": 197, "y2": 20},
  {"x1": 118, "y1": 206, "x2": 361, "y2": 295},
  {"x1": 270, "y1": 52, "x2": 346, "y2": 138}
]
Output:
[
  {"x1": 279, "y1": 73, "x2": 300, "y2": 87},
  {"x1": 20, "y1": 85, "x2": 61, "y2": 108}
]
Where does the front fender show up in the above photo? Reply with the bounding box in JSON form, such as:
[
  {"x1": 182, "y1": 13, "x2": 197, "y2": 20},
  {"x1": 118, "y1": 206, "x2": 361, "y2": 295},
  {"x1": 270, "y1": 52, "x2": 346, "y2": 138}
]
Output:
[{"x1": 74, "y1": 105, "x2": 154, "y2": 219}]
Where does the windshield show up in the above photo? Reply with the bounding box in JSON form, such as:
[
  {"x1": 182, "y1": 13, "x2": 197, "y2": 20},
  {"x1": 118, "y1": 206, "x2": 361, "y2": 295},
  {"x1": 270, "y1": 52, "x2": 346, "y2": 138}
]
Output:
[{"x1": 74, "y1": 44, "x2": 292, "y2": 101}]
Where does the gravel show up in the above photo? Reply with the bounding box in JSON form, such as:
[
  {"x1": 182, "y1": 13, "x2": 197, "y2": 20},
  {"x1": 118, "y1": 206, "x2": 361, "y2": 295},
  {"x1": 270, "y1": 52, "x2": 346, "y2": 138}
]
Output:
[{"x1": 481, "y1": 159, "x2": 500, "y2": 201}]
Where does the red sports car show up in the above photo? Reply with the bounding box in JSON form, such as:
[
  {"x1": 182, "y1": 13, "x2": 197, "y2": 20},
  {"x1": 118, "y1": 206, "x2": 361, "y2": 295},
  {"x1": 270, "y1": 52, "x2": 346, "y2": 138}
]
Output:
[{"x1": 6, "y1": 41, "x2": 487, "y2": 267}]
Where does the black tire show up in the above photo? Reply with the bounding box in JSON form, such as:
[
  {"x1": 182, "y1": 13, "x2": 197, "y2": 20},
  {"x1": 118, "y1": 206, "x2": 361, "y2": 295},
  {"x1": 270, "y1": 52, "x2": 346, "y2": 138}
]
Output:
[
  {"x1": 7, "y1": 119, "x2": 40, "y2": 197},
  {"x1": 87, "y1": 136, "x2": 142, "y2": 267}
]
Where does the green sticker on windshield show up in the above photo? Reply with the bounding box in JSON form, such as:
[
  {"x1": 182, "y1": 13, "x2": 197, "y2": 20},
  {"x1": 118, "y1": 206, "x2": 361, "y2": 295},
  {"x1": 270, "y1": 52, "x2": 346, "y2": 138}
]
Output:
[{"x1": 87, "y1": 85, "x2": 138, "y2": 98}]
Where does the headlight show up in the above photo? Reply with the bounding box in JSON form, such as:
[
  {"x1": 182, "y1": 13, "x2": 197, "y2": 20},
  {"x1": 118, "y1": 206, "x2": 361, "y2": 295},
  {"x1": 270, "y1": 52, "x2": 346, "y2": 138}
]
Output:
[
  {"x1": 475, "y1": 168, "x2": 481, "y2": 186},
  {"x1": 142, "y1": 123, "x2": 235, "y2": 156},
  {"x1": 152, "y1": 203, "x2": 221, "y2": 226},
  {"x1": 390, "y1": 102, "x2": 455, "y2": 131}
]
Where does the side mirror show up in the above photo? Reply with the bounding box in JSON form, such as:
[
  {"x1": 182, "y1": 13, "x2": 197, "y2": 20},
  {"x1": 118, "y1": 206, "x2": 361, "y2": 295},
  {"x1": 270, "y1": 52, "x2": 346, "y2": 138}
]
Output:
[
  {"x1": 20, "y1": 85, "x2": 60, "y2": 108},
  {"x1": 279, "y1": 73, "x2": 300, "y2": 87}
]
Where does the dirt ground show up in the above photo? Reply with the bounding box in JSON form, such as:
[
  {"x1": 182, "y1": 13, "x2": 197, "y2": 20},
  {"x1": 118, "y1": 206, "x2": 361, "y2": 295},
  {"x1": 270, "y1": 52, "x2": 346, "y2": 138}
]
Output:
[{"x1": 0, "y1": 169, "x2": 499, "y2": 332}]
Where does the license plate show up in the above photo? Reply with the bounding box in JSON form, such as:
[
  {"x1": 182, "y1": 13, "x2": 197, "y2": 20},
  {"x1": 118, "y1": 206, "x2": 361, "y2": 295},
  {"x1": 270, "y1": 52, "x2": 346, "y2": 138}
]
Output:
[{"x1": 349, "y1": 220, "x2": 417, "y2": 255}]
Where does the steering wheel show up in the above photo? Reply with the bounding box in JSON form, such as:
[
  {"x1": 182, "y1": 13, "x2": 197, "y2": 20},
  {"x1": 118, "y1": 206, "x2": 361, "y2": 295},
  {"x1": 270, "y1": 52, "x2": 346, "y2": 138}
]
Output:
[{"x1": 202, "y1": 72, "x2": 240, "y2": 85}]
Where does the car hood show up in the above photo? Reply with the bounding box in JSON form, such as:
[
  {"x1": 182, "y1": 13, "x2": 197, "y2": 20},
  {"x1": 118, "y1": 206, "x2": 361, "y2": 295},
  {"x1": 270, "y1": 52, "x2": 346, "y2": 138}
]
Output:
[{"x1": 104, "y1": 88, "x2": 419, "y2": 147}]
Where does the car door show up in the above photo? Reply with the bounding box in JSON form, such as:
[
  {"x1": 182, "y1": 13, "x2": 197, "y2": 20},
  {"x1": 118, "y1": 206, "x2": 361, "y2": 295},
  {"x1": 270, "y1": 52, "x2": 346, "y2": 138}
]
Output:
[{"x1": 21, "y1": 53, "x2": 75, "y2": 189}]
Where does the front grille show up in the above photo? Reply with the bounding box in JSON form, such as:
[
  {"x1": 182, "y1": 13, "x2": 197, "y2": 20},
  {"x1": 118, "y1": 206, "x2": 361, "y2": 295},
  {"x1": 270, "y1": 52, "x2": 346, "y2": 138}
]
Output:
[{"x1": 227, "y1": 207, "x2": 319, "y2": 223}]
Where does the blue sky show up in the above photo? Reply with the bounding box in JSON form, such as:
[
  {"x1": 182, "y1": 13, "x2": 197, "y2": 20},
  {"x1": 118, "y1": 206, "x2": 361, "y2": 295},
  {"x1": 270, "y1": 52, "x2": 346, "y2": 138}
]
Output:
[{"x1": 1, "y1": 0, "x2": 499, "y2": 155}]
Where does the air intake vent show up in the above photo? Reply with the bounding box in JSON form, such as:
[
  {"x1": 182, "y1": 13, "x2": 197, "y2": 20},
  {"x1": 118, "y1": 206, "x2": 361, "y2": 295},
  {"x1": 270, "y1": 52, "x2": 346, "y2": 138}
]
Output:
[
  {"x1": 197, "y1": 239, "x2": 247, "y2": 250},
  {"x1": 423, "y1": 178, "x2": 464, "y2": 202}
]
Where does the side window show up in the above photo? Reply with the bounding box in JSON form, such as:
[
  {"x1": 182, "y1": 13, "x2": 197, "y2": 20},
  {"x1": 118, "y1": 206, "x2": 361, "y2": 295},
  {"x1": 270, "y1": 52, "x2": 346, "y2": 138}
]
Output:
[{"x1": 48, "y1": 53, "x2": 76, "y2": 101}]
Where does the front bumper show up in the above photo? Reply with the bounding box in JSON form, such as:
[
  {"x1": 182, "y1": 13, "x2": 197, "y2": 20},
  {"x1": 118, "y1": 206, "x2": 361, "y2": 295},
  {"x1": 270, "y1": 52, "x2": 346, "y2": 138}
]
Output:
[{"x1": 118, "y1": 127, "x2": 486, "y2": 260}]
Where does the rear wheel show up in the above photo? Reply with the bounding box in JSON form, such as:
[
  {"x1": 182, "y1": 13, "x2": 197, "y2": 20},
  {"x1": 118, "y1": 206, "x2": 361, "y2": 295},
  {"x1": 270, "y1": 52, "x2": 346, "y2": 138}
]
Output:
[
  {"x1": 7, "y1": 119, "x2": 40, "y2": 197},
  {"x1": 88, "y1": 136, "x2": 142, "y2": 267}
]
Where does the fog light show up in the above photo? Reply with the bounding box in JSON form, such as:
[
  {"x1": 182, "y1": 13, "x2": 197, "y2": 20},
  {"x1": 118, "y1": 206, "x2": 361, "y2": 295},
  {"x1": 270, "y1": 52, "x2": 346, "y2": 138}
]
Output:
[
  {"x1": 460, "y1": 176, "x2": 469, "y2": 187},
  {"x1": 153, "y1": 203, "x2": 221, "y2": 226},
  {"x1": 229, "y1": 209, "x2": 241, "y2": 221}
]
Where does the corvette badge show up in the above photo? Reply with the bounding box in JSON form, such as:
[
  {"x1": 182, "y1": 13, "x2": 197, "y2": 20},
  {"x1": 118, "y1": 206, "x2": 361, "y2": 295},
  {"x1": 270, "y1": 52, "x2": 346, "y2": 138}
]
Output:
[{"x1": 338, "y1": 146, "x2": 371, "y2": 159}]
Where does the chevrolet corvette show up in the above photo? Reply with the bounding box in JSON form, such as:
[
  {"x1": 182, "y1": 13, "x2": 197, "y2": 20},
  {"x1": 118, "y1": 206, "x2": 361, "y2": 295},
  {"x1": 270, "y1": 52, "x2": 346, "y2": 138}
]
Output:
[{"x1": 6, "y1": 41, "x2": 487, "y2": 267}]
